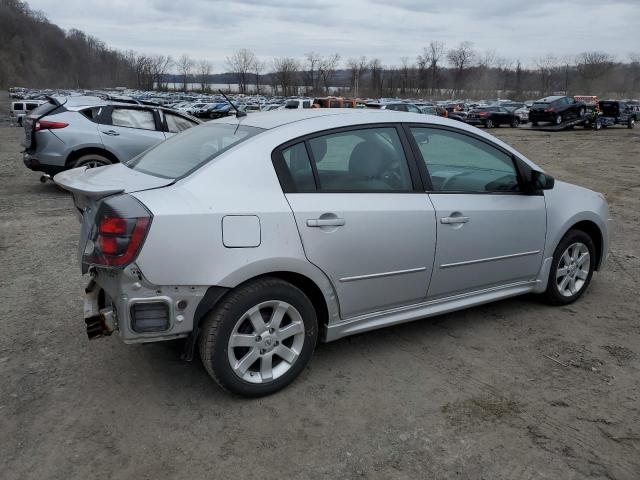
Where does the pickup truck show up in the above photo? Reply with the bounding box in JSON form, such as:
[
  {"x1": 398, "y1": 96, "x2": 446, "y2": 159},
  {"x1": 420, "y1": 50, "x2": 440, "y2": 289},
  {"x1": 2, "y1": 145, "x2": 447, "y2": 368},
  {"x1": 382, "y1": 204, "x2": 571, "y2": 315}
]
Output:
[{"x1": 598, "y1": 101, "x2": 637, "y2": 128}]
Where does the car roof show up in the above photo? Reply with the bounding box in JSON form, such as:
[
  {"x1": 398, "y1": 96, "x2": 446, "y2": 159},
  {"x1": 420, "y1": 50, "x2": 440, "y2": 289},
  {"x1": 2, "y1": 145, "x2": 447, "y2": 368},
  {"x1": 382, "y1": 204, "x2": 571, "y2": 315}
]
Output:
[{"x1": 208, "y1": 108, "x2": 539, "y2": 171}]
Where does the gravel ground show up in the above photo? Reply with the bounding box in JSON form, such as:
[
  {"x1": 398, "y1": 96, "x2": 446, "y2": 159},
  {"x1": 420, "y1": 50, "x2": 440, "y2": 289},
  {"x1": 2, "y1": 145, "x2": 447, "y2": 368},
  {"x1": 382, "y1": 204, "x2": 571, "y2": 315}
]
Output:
[{"x1": 1, "y1": 93, "x2": 639, "y2": 480}]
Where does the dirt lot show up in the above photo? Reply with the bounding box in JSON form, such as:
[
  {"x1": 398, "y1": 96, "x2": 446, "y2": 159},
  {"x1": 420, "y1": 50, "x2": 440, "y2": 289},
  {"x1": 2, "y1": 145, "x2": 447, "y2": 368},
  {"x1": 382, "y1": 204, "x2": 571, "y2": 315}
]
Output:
[{"x1": 1, "y1": 94, "x2": 639, "y2": 480}]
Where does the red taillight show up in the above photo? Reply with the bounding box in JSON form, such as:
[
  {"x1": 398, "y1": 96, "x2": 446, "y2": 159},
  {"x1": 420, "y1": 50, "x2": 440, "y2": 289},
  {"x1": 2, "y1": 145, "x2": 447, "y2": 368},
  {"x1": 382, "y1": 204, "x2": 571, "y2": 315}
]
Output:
[
  {"x1": 90, "y1": 217, "x2": 150, "y2": 267},
  {"x1": 34, "y1": 120, "x2": 68, "y2": 132},
  {"x1": 99, "y1": 217, "x2": 128, "y2": 235},
  {"x1": 544, "y1": 108, "x2": 555, "y2": 113},
  {"x1": 478, "y1": 112, "x2": 489, "y2": 117},
  {"x1": 84, "y1": 195, "x2": 152, "y2": 268}
]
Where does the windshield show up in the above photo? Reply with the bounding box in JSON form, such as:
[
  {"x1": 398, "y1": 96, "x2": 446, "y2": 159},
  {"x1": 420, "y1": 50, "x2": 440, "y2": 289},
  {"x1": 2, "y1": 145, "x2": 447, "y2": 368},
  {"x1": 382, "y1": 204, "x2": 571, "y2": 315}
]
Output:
[{"x1": 126, "y1": 123, "x2": 265, "y2": 179}]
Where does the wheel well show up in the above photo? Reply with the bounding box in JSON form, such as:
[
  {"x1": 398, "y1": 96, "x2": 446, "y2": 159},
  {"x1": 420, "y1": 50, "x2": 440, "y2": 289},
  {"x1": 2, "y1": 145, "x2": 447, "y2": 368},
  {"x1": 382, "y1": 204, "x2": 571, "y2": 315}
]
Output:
[
  {"x1": 252, "y1": 272, "x2": 329, "y2": 336},
  {"x1": 569, "y1": 220, "x2": 603, "y2": 270},
  {"x1": 66, "y1": 147, "x2": 119, "y2": 167}
]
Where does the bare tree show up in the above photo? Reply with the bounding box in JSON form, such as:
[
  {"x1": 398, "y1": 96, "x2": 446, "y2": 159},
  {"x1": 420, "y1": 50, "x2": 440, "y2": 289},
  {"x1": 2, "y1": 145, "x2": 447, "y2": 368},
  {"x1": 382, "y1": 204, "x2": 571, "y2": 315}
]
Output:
[
  {"x1": 197, "y1": 59, "x2": 212, "y2": 92},
  {"x1": 535, "y1": 54, "x2": 558, "y2": 95},
  {"x1": 176, "y1": 53, "x2": 194, "y2": 91},
  {"x1": 417, "y1": 41, "x2": 445, "y2": 96},
  {"x1": 399, "y1": 57, "x2": 413, "y2": 95},
  {"x1": 318, "y1": 53, "x2": 340, "y2": 94},
  {"x1": 369, "y1": 58, "x2": 383, "y2": 96},
  {"x1": 304, "y1": 52, "x2": 321, "y2": 94},
  {"x1": 254, "y1": 59, "x2": 265, "y2": 95},
  {"x1": 576, "y1": 51, "x2": 614, "y2": 93},
  {"x1": 226, "y1": 48, "x2": 257, "y2": 94},
  {"x1": 447, "y1": 41, "x2": 476, "y2": 95},
  {"x1": 151, "y1": 55, "x2": 172, "y2": 90},
  {"x1": 272, "y1": 57, "x2": 300, "y2": 96},
  {"x1": 346, "y1": 56, "x2": 368, "y2": 97}
]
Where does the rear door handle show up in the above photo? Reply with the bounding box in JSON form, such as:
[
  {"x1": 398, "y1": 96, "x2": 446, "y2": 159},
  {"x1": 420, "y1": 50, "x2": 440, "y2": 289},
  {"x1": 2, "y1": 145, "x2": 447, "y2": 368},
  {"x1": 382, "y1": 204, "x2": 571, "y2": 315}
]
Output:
[
  {"x1": 306, "y1": 218, "x2": 345, "y2": 227},
  {"x1": 440, "y1": 216, "x2": 470, "y2": 224},
  {"x1": 101, "y1": 130, "x2": 120, "y2": 136}
]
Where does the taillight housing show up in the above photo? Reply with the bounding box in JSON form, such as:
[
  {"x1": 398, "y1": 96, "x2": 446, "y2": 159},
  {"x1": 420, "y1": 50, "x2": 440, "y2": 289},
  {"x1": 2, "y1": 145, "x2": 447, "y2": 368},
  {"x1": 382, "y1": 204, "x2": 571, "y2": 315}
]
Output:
[
  {"x1": 478, "y1": 111, "x2": 489, "y2": 117},
  {"x1": 544, "y1": 108, "x2": 556, "y2": 113},
  {"x1": 84, "y1": 195, "x2": 152, "y2": 268},
  {"x1": 34, "y1": 120, "x2": 68, "y2": 131}
]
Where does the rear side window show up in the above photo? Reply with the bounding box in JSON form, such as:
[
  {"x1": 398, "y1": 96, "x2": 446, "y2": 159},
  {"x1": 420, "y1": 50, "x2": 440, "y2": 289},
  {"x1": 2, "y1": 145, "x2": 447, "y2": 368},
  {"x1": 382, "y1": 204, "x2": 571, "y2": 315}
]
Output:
[
  {"x1": 281, "y1": 143, "x2": 315, "y2": 191},
  {"x1": 111, "y1": 108, "x2": 156, "y2": 130},
  {"x1": 410, "y1": 127, "x2": 520, "y2": 193},
  {"x1": 165, "y1": 113, "x2": 196, "y2": 133},
  {"x1": 25, "y1": 103, "x2": 39, "y2": 110},
  {"x1": 126, "y1": 124, "x2": 264, "y2": 179},
  {"x1": 13, "y1": 103, "x2": 24, "y2": 110},
  {"x1": 80, "y1": 107, "x2": 101, "y2": 122}
]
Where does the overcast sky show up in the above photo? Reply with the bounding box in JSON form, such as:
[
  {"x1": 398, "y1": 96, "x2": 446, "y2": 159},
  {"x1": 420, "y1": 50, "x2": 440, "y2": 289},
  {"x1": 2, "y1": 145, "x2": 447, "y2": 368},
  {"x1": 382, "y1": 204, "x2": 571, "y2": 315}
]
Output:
[{"x1": 28, "y1": 0, "x2": 640, "y2": 71}]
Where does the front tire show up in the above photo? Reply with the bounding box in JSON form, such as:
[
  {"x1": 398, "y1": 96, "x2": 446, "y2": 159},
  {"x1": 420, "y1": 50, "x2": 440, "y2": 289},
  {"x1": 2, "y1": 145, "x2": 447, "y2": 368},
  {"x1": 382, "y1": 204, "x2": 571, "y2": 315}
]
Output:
[
  {"x1": 628, "y1": 118, "x2": 635, "y2": 129},
  {"x1": 510, "y1": 118, "x2": 520, "y2": 128},
  {"x1": 541, "y1": 230, "x2": 596, "y2": 305},
  {"x1": 555, "y1": 114, "x2": 563, "y2": 125},
  {"x1": 199, "y1": 277, "x2": 318, "y2": 397}
]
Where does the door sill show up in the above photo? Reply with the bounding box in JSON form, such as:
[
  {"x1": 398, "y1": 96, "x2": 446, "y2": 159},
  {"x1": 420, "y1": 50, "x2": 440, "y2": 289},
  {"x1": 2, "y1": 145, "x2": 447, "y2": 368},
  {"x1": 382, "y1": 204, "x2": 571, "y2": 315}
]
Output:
[{"x1": 324, "y1": 280, "x2": 535, "y2": 342}]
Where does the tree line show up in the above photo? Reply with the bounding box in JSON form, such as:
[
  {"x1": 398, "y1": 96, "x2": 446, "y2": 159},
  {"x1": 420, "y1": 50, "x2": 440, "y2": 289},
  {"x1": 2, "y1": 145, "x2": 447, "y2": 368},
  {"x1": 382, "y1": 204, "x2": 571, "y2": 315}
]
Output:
[{"x1": 2, "y1": 0, "x2": 639, "y2": 100}]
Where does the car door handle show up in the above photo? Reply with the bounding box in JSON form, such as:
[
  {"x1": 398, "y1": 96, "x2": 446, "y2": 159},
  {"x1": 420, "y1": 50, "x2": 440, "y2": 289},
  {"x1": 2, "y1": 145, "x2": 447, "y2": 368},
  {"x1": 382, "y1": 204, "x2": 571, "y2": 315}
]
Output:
[
  {"x1": 101, "y1": 130, "x2": 120, "y2": 136},
  {"x1": 306, "y1": 218, "x2": 345, "y2": 227},
  {"x1": 440, "y1": 216, "x2": 470, "y2": 224}
]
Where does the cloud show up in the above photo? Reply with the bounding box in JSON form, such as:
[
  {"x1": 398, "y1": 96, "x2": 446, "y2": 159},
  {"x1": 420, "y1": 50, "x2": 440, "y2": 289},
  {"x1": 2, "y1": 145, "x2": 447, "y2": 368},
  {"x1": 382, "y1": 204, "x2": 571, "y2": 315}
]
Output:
[{"x1": 27, "y1": 0, "x2": 640, "y2": 69}]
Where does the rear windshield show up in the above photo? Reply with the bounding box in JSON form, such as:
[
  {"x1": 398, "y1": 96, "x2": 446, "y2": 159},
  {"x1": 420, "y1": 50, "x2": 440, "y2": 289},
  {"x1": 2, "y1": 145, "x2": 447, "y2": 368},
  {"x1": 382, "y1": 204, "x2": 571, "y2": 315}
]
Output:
[
  {"x1": 532, "y1": 102, "x2": 549, "y2": 108},
  {"x1": 29, "y1": 100, "x2": 59, "y2": 117},
  {"x1": 126, "y1": 123, "x2": 264, "y2": 179}
]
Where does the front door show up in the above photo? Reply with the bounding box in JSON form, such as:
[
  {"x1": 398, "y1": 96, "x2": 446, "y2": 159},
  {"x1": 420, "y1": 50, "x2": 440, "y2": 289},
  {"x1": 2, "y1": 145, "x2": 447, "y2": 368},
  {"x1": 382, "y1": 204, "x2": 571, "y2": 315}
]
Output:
[
  {"x1": 407, "y1": 125, "x2": 547, "y2": 299},
  {"x1": 275, "y1": 126, "x2": 437, "y2": 318}
]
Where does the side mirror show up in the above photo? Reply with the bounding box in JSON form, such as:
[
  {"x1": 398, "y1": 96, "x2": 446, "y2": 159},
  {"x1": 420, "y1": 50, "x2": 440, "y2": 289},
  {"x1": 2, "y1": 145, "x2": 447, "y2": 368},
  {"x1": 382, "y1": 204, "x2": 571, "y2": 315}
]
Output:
[{"x1": 531, "y1": 170, "x2": 554, "y2": 190}]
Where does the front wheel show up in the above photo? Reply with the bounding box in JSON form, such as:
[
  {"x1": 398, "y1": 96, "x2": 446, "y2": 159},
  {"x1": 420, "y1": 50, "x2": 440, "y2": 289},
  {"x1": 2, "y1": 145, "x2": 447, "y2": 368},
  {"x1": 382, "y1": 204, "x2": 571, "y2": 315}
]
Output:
[
  {"x1": 510, "y1": 118, "x2": 520, "y2": 128},
  {"x1": 199, "y1": 277, "x2": 318, "y2": 397},
  {"x1": 628, "y1": 118, "x2": 635, "y2": 129},
  {"x1": 541, "y1": 230, "x2": 596, "y2": 305}
]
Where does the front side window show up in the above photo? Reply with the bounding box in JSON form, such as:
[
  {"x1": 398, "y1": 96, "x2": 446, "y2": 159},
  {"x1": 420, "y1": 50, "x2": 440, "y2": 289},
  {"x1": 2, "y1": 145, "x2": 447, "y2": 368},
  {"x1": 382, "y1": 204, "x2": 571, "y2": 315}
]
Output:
[
  {"x1": 307, "y1": 127, "x2": 412, "y2": 191},
  {"x1": 410, "y1": 127, "x2": 520, "y2": 193},
  {"x1": 110, "y1": 108, "x2": 156, "y2": 130},
  {"x1": 126, "y1": 123, "x2": 264, "y2": 179}
]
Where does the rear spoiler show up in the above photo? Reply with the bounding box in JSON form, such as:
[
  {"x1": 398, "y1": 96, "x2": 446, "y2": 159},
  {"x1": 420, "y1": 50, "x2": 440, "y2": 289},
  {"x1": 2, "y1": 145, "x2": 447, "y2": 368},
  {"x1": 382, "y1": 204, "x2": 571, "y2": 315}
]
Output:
[{"x1": 54, "y1": 167, "x2": 124, "y2": 199}]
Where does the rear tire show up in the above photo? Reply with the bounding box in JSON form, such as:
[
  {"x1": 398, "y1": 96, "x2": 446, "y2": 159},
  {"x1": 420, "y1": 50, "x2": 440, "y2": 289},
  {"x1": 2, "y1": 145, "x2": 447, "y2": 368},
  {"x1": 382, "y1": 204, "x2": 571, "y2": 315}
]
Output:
[
  {"x1": 485, "y1": 119, "x2": 494, "y2": 128},
  {"x1": 541, "y1": 229, "x2": 596, "y2": 306},
  {"x1": 555, "y1": 114, "x2": 563, "y2": 125},
  {"x1": 510, "y1": 118, "x2": 520, "y2": 128},
  {"x1": 628, "y1": 118, "x2": 635, "y2": 129},
  {"x1": 199, "y1": 277, "x2": 318, "y2": 397},
  {"x1": 73, "y1": 153, "x2": 112, "y2": 169}
]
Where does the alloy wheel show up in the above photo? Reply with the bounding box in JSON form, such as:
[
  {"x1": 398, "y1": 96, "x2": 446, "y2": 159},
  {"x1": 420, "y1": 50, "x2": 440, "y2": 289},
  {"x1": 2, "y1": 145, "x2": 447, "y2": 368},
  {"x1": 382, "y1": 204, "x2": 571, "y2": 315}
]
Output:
[
  {"x1": 227, "y1": 300, "x2": 306, "y2": 384},
  {"x1": 556, "y1": 242, "x2": 590, "y2": 297}
]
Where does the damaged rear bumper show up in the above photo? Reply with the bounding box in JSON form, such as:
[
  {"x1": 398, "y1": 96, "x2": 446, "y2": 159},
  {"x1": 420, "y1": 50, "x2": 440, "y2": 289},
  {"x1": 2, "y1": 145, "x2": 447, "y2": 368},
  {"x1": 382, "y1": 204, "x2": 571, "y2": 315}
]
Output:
[{"x1": 83, "y1": 265, "x2": 208, "y2": 344}]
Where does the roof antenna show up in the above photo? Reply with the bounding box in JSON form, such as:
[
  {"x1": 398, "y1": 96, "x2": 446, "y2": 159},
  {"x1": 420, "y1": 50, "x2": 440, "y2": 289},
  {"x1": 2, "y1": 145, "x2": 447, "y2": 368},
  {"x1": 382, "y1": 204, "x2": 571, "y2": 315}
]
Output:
[{"x1": 218, "y1": 89, "x2": 246, "y2": 117}]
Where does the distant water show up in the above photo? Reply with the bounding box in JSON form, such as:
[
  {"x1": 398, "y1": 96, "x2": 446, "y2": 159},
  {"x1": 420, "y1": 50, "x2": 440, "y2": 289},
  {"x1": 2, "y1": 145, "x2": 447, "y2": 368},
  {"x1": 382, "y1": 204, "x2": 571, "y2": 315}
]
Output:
[{"x1": 155, "y1": 82, "x2": 340, "y2": 94}]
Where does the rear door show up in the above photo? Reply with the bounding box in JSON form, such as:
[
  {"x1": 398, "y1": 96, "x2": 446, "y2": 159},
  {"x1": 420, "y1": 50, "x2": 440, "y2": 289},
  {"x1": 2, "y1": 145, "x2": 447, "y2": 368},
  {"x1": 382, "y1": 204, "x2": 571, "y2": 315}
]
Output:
[
  {"x1": 274, "y1": 125, "x2": 437, "y2": 319},
  {"x1": 406, "y1": 125, "x2": 546, "y2": 299},
  {"x1": 98, "y1": 106, "x2": 166, "y2": 161}
]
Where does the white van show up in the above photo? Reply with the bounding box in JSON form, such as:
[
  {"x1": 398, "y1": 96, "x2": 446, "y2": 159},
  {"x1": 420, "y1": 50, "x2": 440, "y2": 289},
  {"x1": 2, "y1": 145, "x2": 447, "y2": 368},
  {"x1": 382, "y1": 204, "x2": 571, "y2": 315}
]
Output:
[{"x1": 11, "y1": 100, "x2": 45, "y2": 125}]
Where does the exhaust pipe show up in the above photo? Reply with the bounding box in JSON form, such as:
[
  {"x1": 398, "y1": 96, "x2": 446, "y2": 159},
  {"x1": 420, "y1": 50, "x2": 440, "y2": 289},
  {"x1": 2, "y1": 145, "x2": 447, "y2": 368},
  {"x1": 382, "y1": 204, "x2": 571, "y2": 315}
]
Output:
[{"x1": 85, "y1": 307, "x2": 116, "y2": 340}]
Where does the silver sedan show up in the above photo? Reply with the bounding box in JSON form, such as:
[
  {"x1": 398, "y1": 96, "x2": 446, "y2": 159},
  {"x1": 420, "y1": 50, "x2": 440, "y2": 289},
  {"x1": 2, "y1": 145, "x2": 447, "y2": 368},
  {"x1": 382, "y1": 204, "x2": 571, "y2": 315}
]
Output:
[{"x1": 55, "y1": 109, "x2": 610, "y2": 396}]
